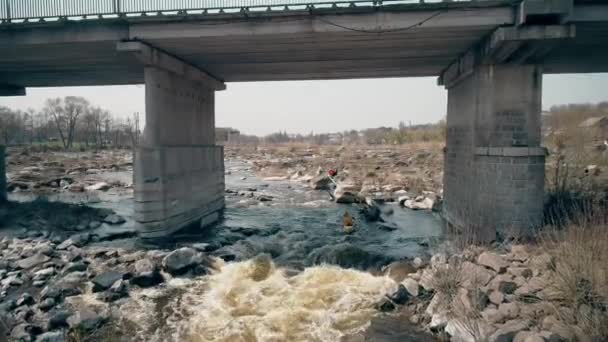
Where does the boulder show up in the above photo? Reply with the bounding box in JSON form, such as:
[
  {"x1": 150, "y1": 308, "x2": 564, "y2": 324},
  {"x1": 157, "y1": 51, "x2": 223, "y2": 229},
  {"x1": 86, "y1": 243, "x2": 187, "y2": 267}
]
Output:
[
  {"x1": 68, "y1": 183, "x2": 85, "y2": 192},
  {"x1": 16, "y1": 253, "x2": 51, "y2": 270},
  {"x1": 375, "y1": 298, "x2": 395, "y2": 312},
  {"x1": 460, "y1": 261, "x2": 495, "y2": 288},
  {"x1": 67, "y1": 309, "x2": 106, "y2": 333},
  {"x1": 490, "y1": 319, "x2": 531, "y2": 342},
  {"x1": 98, "y1": 279, "x2": 128, "y2": 302},
  {"x1": 38, "y1": 298, "x2": 55, "y2": 312},
  {"x1": 17, "y1": 293, "x2": 35, "y2": 307},
  {"x1": 387, "y1": 284, "x2": 410, "y2": 305},
  {"x1": 498, "y1": 281, "x2": 518, "y2": 295},
  {"x1": 382, "y1": 261, "x2": 416, "y2": 283},
  {"x1": 85, "y1": 182, "x2": 110, "y2": 191},
  {"x1": 498, "y1": 302, "x2": 520, "y2": 320},
  {"x1": 402, "y1": 278, "x2": 420, "y2": 297},
  {"x1": 489, "y1": 290, "x2": 504, "y2": 305},
  {"x1": 48, "y1": 311, "x2": 71, "y2": 330},
  {"x1": 63, "y1": 262, "x2": 87, "y2": 274},
  {"x1": 402, "y1": 197, "x2": 434, "y2": 210},
  {"x1": 478, "y1": 252, "x2": 508, "y2": 273},
  {"x1": 103, "y1": 214, "x2": 125, "y2": 225},
  {"x1": 482, "y1": 307, "x2": 505, "y2": 324},
  {"x1": 446, "y1": 319, "x2": 492, "y2": 342},
  {"x1": 11, "y1": 323, "x2": 42, "y2": 342},
  {"x1": 513, "y1": 331, "x2": 545, "y2": 342},
  {"x1": 36, "y1": 331, "x2": 66, "y2": 342},
  {"x1": 131, "y1": 258, "x2": 163, "y2": 288},
  {"x1": 162, "y1": 247, "x2": 206, "y2": 275},
  {"x1": 91, "y1": 271, "x2": 123, "y2": 292},
  {"x1": 509, "y1": 245, "x2": 529, "y2": 262},
  {"x1": 333, "y1": 184, "x2": 361, "y2": 204},
  {"x1": 429, "y1": 313, "x2": 448, "y2": 332},
  {"x1": 397, "y1": 195, "x2": 411, "y2": 206}
]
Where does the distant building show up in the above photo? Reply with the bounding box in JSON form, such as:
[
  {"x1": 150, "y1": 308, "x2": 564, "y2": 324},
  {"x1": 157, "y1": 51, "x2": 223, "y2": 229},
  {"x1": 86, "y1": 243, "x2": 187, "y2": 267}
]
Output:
[{"x1": 216, "y1": 127, "x2": 240, "y2": 144}]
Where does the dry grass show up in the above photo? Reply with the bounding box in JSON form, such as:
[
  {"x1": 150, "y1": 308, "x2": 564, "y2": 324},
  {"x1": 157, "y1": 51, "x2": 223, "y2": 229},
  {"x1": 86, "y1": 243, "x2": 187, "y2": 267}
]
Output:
[
  {"x1": 431, "y1": 260, "x2": 462, "y2": 304},
  {"x1": 540, "y1": 207, "x2": 608, "y2": 340}
]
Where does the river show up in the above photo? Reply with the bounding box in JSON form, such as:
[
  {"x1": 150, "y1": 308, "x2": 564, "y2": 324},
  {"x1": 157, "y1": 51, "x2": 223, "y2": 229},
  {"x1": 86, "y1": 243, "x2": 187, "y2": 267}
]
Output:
[{"x1": 8, "y1": 159, "x2": 445, "y2": 341}]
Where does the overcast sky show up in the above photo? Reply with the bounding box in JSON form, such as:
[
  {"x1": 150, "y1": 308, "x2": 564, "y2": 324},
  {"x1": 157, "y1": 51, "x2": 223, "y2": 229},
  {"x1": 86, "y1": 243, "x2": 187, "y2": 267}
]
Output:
[{"x1": 1, "y1": 74, "x2": 607, "y2": 136}]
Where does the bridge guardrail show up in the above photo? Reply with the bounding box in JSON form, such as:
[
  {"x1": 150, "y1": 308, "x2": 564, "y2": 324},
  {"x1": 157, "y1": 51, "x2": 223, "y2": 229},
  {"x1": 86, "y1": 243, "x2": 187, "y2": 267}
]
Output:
[{"x1": 0, "y1": 0, "x2": 460, "y2": 22}]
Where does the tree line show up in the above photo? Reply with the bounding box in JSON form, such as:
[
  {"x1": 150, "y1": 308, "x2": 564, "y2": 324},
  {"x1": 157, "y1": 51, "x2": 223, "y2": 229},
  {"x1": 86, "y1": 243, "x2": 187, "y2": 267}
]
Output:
[
  {"x1": 0, "y1": 96, "x2": 140, "y2": 150},
  {"x1": 220, "y1": 119, "x2": 446, "y2": 146}
]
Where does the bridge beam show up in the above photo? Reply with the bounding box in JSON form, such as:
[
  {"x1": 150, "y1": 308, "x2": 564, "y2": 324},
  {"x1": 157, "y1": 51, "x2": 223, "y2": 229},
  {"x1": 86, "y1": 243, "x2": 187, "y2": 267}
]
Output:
[
  {"x1": 442, "y1": 64, "x2": 546, "y2": 242},
  {"x1": 0, "y1": 84, "x2": 25, "y2": 96},
  {"x1": 119, "y1": 42, "x2": 226, "y2": 238},
  {"x1": 438, "y1": 24, "x2": 576, "y2": 88},
  {"x1": 0, "y1": 145, "x2": 6, "y2": 203}
]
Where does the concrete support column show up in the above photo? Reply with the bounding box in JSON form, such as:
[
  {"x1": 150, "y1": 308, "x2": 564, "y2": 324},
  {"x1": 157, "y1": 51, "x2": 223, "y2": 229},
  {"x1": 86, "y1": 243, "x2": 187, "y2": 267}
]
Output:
[
  {"x1": 443, "y1": 64, "x2": 546, "y2": 241},
  {"x1": 0, "y1": 145, "x2": 6, "y2": 203},
  {"x1": 134, "y1": 67, "x2": 225, "y2": 238}
]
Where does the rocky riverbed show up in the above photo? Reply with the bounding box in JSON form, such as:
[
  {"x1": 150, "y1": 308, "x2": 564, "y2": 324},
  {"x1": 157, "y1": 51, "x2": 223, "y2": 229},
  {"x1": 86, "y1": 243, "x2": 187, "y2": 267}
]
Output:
[{"x1": 2, "y1": 145, "x2": 599, "y2": 341}]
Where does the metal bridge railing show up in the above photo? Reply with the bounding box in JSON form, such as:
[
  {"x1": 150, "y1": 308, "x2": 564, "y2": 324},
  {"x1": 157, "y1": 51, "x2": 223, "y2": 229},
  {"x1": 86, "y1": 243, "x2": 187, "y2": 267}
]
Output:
[{"x1": 0, "y1": 0, "x2": 450, "y2": 22}]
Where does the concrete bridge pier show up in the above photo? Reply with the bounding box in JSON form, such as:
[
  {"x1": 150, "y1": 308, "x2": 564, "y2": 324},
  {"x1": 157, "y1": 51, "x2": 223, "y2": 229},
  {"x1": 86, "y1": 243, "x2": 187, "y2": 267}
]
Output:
[
  {"x1": 0, "y1": 145, "x2": 6, "y2": 203},
  {"x1": 442, "y1": 64, "x2": 546, "y2": 241},
  {"x1": 119, "y1": 42, "x2": 227, "y2": 238}
]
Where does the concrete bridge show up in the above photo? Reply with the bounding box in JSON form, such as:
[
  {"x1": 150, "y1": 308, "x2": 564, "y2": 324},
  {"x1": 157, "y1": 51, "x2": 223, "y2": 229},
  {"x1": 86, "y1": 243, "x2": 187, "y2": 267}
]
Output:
[{"x1": 1, "y1": 0, "x2": 608, "y2": 239}]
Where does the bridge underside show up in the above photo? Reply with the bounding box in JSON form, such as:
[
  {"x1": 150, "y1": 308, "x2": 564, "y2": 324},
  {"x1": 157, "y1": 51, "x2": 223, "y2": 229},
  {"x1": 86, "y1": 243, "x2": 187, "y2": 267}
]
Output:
[
  {"x1": 2, "y1": 2, "x2": 608, "y2": 88},
  {"x1": 1, "y1": 0, "x2": 608, "y2": 239}
]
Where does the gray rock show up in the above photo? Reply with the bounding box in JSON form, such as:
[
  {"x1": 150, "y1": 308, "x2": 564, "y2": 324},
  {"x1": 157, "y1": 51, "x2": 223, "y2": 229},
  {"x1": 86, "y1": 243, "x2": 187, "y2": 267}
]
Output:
[
  {"x1": 16, "y1": 254, "x2": 51, "y2": 270},
  {"x1": 402, "y1": 278, "x2": 420, "y2": 297},
  {"x1": 498, "y1": 281, "x2": 518, "y2": 295},
  {"x1": 98, "y1": 280, "x2": 128, "y2": 302},
  {"x1": 17, "y1": 293, "x2": 35, "y2": 307},
  {"x1": 11, "y1": 323, "x2": 42, "y2": 342},
  {"x1": 38, "y1": 298, "x2": 55, "y2": 312},
  {"x1": 36, "y1": 331, "x2": 66, "y2": 342},
  {"x1": 56, "y1": 239, "x2": 74, "y2": 251},
  {"x1": 162, "y1": 247, "x2": 204, "y2": 275},
  {"x1": 490, "y1": 319, "x2": 532, "y2": 342},
  {"x1": 40, "y1": 286, "x2": 62, "y2": 300},
  {"x1": 478, "y1": 252, "x2": 508, "y2": 273},
  {"x1": 131, "y1": 259, "x2": 163, "y2": 288},
  {"x1": 91, "y1": 271, "x2": 123, "y2": 292},
  {"x1": 62, "y1": 262, "x2": 87, "y2": 274},
  {"x1": 48, "y1": 311, "x2": 70, "y2": 330},
  {"x1": 387, "y1": 284, "x2": 410, "y2": 305},
  {"x1": 93, "y1": 225, "x2": 137, "y2": 241},
  {"x1": 67, "y1": 309, "x2": 106, "y2": 332},
  {"x1": 33, "y1": 267, "x2": 55, "y2": 281},
  {"x1": 103, "y1": 214, "x2": 126, "y2": 225},
  {"x1": 333, "y1": 184, "x2": 361, "y2": 204},
  {"x1": 375, "y1": 298, "x2": 396, "y2": 312}
]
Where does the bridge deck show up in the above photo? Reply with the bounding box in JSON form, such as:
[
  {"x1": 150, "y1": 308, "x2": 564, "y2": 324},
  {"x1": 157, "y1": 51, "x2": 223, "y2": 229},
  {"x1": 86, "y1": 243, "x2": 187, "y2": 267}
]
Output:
[{"x1": 1, "y1": 1, "x2": 608, "y2": 88}]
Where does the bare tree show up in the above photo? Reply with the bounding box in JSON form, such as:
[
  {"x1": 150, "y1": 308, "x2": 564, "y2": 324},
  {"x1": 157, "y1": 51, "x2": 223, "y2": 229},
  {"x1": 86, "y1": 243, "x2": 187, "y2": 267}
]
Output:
[{"x1": 44, "y1": 97, "x2": 89, "y2": 150}]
